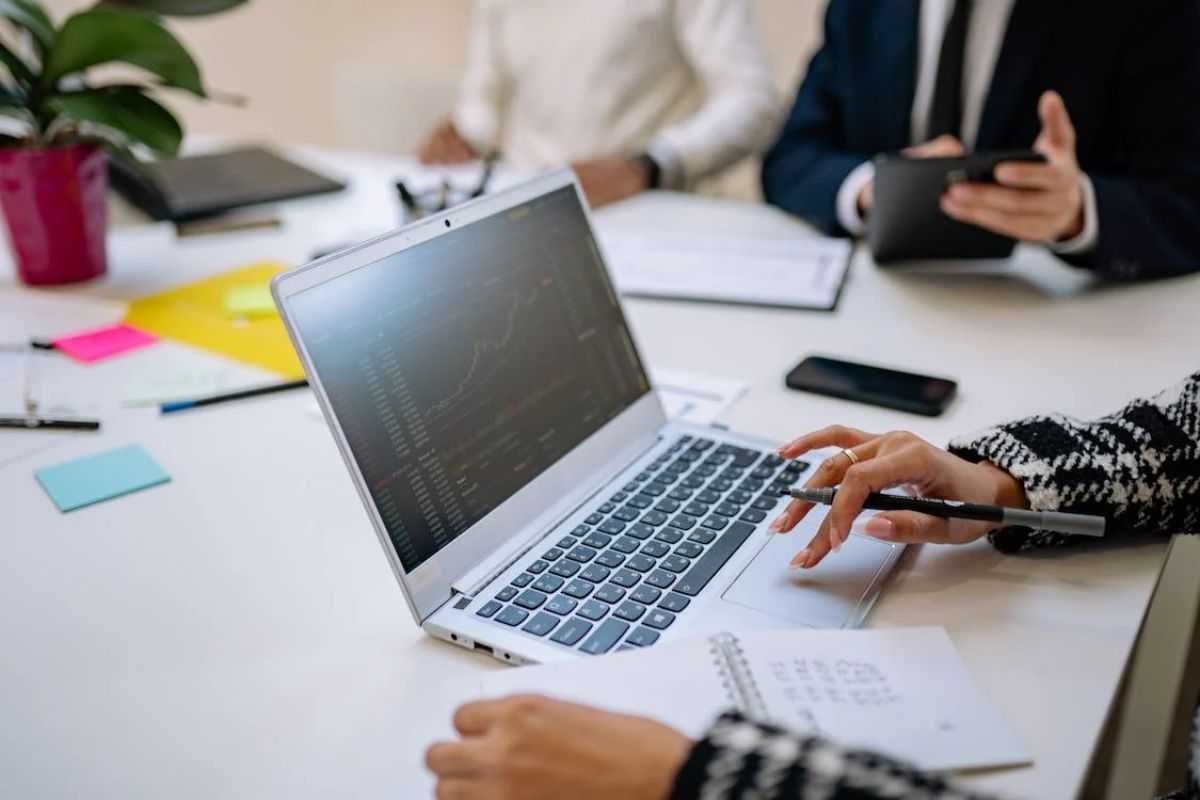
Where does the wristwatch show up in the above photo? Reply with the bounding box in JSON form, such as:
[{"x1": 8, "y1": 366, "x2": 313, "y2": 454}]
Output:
[{"x1": 635, "y1": 153, "x2": 662, "y2": 189}]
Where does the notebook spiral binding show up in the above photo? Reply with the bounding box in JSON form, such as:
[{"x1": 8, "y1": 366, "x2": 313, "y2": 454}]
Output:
[{"x1": 710, "y1": 632, "x2": 768, "y2": 721}]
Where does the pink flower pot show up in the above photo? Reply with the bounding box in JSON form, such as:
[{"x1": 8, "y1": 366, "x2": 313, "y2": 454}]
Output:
[{"x1": 0, "y1": 143, "x2": 108, "y2": 286}]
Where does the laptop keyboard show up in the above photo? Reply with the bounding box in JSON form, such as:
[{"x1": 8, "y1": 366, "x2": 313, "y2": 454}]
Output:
[{"x1": 474, "y1": 435, "x2": 809, "y2": 655}]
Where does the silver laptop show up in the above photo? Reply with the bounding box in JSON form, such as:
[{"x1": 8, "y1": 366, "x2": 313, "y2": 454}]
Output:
[{"x1": 273, "y1": 169, "x2": 903, "y2": 665}]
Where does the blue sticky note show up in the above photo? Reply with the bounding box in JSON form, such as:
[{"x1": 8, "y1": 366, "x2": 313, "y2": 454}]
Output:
[{"x1": 35, "y1": 445, "x2": 171, "y2": 512}]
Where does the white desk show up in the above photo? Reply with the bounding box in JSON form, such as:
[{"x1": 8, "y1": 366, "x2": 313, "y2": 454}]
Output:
[{"x1": 1, "y1": 147, "x2": 1194, "y2": 800}]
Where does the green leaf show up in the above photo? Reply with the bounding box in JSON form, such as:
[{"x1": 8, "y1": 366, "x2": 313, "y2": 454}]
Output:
[
  {"x1": 42, "y1": 6, "x2": 204, "y2": 96},
  {"x1": 99, "y1": 0, "x2": 247, "y2": 16},
  {"x1": 0, "y1": 83, "x2": 22, "y2": 108},
  {"x1": 0, "y1": 0, "x2": 56, "y2": 52},
  {"x1": 44, "y1": 86, "x2": 182, "y2": 155},
  {"x1": 0, "y1": 40, "x2": 35, "y2": 87}
]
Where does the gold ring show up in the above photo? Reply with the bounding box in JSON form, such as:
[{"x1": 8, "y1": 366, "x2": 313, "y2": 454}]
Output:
[{"x1": 841, "y1": 447, "x2": 860, "y2": 466}]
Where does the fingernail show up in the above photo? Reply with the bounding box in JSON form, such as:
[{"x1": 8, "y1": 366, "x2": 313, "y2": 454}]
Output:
[
  {"x1": 830, "y1": 531, "x2": 841, "y2": 553},
  {"x1": 768, "y1": 516, "x2": 785, "y2": 533},
  {"x1": 863, "y1": 517, "x2": 895, "y2": 538},
  {"x1": 788, "y1": 550, "x2": 811, "y2": 570}
]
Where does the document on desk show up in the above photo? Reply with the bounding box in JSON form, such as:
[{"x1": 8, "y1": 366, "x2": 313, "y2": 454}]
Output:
[
  {"x1": 648, "y1": 367, "x2": 747, "y2": 425},
  {"x1": 599, "y1": 230, "x2": 853, "y2": 311},
  {"x1": 482, "y1": 627, "x2": 1030, "y2": 773}
]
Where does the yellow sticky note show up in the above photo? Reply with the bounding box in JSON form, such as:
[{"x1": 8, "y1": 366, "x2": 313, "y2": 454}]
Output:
[
  {"x1": 223, "y1": 286, "x2": 277, "y2": 318},
  {"x1": 124, "y1": 262, "x2": 304, "y2": 379}
]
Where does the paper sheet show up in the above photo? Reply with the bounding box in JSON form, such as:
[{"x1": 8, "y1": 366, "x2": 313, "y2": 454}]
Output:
[
  {"x1": 600, "y1": 230, "x2": 853, "y2": 310},
  {"x1": 648, "y1": 368, "x2": 747, "y2": 425},
  {"x1": 124, "y1": 262, "x2": 304, "y2": 378},
  {"x1": 35, "y1": 445, "x2": 171, "y2": 512},
  {"x1": 122, "y1": 365, "x2": 229, "y2": 407},
  {"x1": 52, "y1": 324, "x2": 159, "y2": 364}
]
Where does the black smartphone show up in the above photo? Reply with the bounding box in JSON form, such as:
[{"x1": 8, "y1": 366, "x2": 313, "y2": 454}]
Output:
[{"x1": 785, "y1": 356, "x2": 958, "y2": 417}]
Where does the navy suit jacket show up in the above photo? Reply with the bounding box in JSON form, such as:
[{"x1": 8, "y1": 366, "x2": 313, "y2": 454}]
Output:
[{"x1": 761, "y1": 0, "x2": 1200, "y2": 280}]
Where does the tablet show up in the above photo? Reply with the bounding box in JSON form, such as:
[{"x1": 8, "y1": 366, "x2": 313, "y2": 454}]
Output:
[{"x1": 867, "y1": 151, "x2": 1045, "y2": 263}]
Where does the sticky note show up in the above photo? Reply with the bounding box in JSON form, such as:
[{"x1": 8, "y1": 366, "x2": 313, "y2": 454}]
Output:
[
  {"x1": 35, "y1": 445, "x2": 170, "y2": 512},
  {"x1": 223, "y1": 286, "x2": 277, "y2": 318},
  {"x1": 52, "y1": 324, "x2": 158, "y2": 364}
]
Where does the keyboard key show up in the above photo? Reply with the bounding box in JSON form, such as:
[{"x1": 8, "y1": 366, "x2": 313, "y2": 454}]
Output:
[
  {"x1": 557, "y1": 536, "x2": 578, "y2": 549},
  {"x1": 627, "y1": 522, "x2": 655, "y2": 541},
  {"x1": 683, "y1": 502, "x2": 710, "y2": 518},
  {"x1": 762, "y1": 454, "x2": 784, "y2": 468},
  {"x1": 551, "y1": 617, "x2": 593, "y2": 646},
  {"x1": 577, "y1": 599, "x2": 610, "y2": 620},
  {"x1": 752, "y1": 496, "x2": 778, "y2": 511},
  {"x1": 655, "y1": 528, "x2": 684, "y2": 544},
  {"x1": 512, "y1": 573, "x2": 535, "y2": 588},
  {"x1": 542, "y1": 547, "x2": 564, "y2": 561},
  {"x1": 694, "y1": 464, "x2": 717, "y2": 478},
  {"x1": 550, "y1": 560, "x2": 580, "y2": 578},
  {"x1": 581, "y1": 619, "x2": 629, "y2": 655},
  {"x1": 720, "y1": 467, "x2": 744, "y2": 482},
  {"x1": 715, "y1": 502, "x2": 740, "y2": 517},
  {"x1": 697, "y1": 489, "x2": 721, "y2": 505},
  {"x1": 729, "y1": 489, "x2": 753, "y2": 505},
  {"x1": 631, "y1": 585, "x2": 662, "y2": 604},
  {"x1": 659, "y1": 593, "x2": 691, "y2": 612},
  {"x1": 739, "y1": 478, "x2": 764, "y2": 493},
  {"x1": 645, "y1": 570, "x2": 676, "y2": 589},
  {"x1": 627, "y1": 493, "x2": 653, "y2": 510},
  {"x1": 678, "y1": 450, "x2": 701, "y2": 463},
  {"x1": 642, "y1": 510, "x2": 669, "y2": 527},
  {"x1": 712, "y1": 478, "x2": 734, "y2": 493},
  {"x1": 572, "y1": 524, "x2": 591, "y2": 537},
  {"x1": 611, "y1": 568, "x2": 641, "y2": 588},
  {"x1": 495, "y1": 586, "x2": 518, "y2": 602},
  {"x1": 751, "y1": 466, "x2": 775, "y2": 480},
  {"x1": 580, "y1": 564, "x2": 611, "y2": 583},
  {"x1": 626, "y1": 627, "x2": 661, "y2": 647},
  {"x1": 514, "y1": 589, "x2": 548, "y2": 610},
  {"x1": 563, "y1": 579, "x2": 594, "y2": 599},
  {"x1": 661, "y1": 555, "x2": 691, "y2": 573},
  {"x1": 532, "y1": 574, "x2": 565, "y2": 593},
  {"x1": 476, "y1": 600, "x2": 502, "y2": 618},
  {"x1": 740, "y1": 509, "x2": 767, "y2": 524},
  {"x1": 582, "y1": 532, "x2": 613, "y2": 549},
  {"x1": 595, "y1": 584, "x2": 626, "y2": 604},
  {"x1": 675, "y1": 541, "x2": 703, "y2": 559},
  {"x1": 675, "y1": 522, "x2": 756, "y2": 596},
  {"x1": 522, "y1": 612, "x2": 560, "y2": 637},
  {"x1": 626, "y1": 554, "x2": 656, "y2": 573},
  {"x1": 775, "y1": 470, "x2": 803, "y2": 486},
  {"x1": 654, "y1": 498, "x2": 681, "y2": 514},
  {"x1": 670, "y1": 514, "x2": 698, "y2": 531},
  {"x1": 567, "y1": 546, "x2": 597, "y2": 563},
  {"x1": 635, "y1": 471, "x2": 652, "y2": 482},
  {"x1": 643, "y1": 609, "x2": 676, "y2": 630},
  {"x1": 598, "y1": 502, "x2": 615, "y2": 514},
  {"x1": 596, "y1": 551, "x2": 626, "y2": 568},
  {"x1": 642, "y1": 482, "x2": 667, "y2": 497},
  {"x1": 547, "y1": 595, "x2": 578, "y2": 615},
  {"x1": 688, "y1": 530, "x2": 716, "y2": 545},
  {"x1": 611, "y1": 536, "x2": 639, "y2": 554},
  {"x1": 610, "y1": 491, "x2": 629, "y2": 504},
  {"x1": 495, "y1": 606, "x2": 529, "y2": 626},
  {"x1": 682, "y1": 475, "x2": 705, "y2": 489},
  {"x1": 669, "y1": 487, "x2": 693, "y2": 502},
  {"x1": 623, "y1": 482, "x2": 640, "y2": 493},
  {"x1": 666, "y1": 461, "x2": 688, "y2": 474},
  {"x1": 614, "y1": 507, "x2": 640, "y2": 523},
  {"x1": 599, "y1": 519, "x2": 627, "y2": 535},
  {"x1": 693, "y1": 438, "x2": 714, "y2": 451},
  {"x1": 586, "y1": 513, "x2": 604, "y2": 525},
  {"x1": 732, "y1": 451, "x2": 760, "y2": 468},
  {"x1": 527, "y1": 559, "x2": 549, "y2": 574},
  {"x1": 701, "y1": 515, "x2": 729, "y2": 531},
  {"x1": 641, "y1": 540, "x2": 669, "y2": 558},
  {"x1": 614, "y1": 601, "x2": 646, "y2": 621}
]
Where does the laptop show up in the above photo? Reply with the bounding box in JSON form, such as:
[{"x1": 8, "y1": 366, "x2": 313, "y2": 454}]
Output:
[{"x1": 273, "y1": 169, "x2": 903, "y2": 665}]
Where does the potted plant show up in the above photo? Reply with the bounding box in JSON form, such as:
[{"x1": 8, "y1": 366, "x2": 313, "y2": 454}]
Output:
[{"x1": 0, "y1": 0, "x2": 245, "y2": 286}]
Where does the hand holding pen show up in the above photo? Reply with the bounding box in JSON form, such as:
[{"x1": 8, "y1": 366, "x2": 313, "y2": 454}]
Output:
[{"x1": 768, "y1": 427, "x2": 1081, "y2": 570}]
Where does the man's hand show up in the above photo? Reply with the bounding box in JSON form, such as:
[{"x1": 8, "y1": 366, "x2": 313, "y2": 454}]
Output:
[
  {"x1": 857, "y1": 134, "x2": 966, "y2": 215},
  {"x1": 419, "y1": 121, "x2": 480, "y2": 165},
  {"x1": 941, "y1": 91, "x2": 1085, "y2": 242},
  {"x1": 426, "y1": 695, "x2": 691, "y2": 800},
  {"x1": 573, "y1": 157, "x2": 651, "y2": 209}
]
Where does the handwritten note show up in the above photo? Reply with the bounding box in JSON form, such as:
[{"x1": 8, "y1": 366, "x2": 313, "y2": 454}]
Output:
[{"x1": 52, "y1": 324, "x2": 158, "y2": 364}]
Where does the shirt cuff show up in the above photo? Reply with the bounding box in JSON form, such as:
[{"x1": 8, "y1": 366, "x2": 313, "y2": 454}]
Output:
[
  {"x1": 1048, "y1": 173, "x2": 1099, "y2": 255},
  {"x1": 835, "y1": 161, "x2": 875, "y2": 237},
  {"x1": 644, "y1": 138, "x2": 686, "y2": 191}
]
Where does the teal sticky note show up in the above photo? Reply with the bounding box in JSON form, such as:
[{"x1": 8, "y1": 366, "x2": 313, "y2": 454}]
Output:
[{"x1": 35, "y1": 445, "x2": 171, "y2": 512}]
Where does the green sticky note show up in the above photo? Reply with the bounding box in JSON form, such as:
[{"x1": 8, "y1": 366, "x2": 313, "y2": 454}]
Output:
[
  {"x1": 35, "y1": 445, "x2": 171, "y2": 512},
  {"x1": 223, "y1": 286, "x2": 277, "y2": 318}
]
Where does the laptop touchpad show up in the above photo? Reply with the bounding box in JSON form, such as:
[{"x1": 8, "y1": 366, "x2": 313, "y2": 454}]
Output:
[{"x1": 721, "y1": 530, "x2": 900, "y2": 629}]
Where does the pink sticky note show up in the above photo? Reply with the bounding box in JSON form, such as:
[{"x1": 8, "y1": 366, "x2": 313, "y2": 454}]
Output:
[{"x1": 52, "y1": 324, "x2": 159, "y2": 363}]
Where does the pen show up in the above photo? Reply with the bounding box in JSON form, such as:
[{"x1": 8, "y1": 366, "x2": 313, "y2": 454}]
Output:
[
  {"x1": 785, "y1": 486, "x2": 1107, "y2": 537},
  {"x1": 160, "y1": 379, "x2": 309, "y2": 414},
  {"x1": 0, "y1": 415, "x2": 101, "y2": 431}
]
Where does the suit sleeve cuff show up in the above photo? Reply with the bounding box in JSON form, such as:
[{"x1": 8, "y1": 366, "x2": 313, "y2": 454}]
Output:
[
  {"x1": 835, "y1": 161, "x2": 875, "y2": 237},
  {"x1": 1048, "y1": 173, "x2": 1099, "y2": 255}
]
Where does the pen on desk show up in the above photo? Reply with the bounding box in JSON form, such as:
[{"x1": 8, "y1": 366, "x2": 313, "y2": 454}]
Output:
[
  {"x1": 785, "y1": 486, "x2": 1107, "y2": 538},
  {"x1": 160, "y1": 379, "x2": 309, "y2": 414},
  {"x1": 0, "y1": 415, "x2": 101, "y2": 431}
]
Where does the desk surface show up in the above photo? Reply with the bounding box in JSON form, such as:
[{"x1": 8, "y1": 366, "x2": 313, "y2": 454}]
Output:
[{"x1": 1, "y1": 148, "x2": 1193, "y2": 800}]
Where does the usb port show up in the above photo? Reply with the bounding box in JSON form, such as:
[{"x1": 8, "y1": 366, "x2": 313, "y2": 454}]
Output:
[{"x1": 473, "y1": 642, "x2": 494, "y2": 655}]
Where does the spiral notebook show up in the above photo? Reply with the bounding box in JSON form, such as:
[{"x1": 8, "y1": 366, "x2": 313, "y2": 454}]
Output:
[{"x1": 480, "y1": 627, "x2": 1030, "y2": 773}]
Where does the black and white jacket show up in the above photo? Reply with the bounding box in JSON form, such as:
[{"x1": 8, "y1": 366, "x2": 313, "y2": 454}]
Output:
[{"x1": 672, "y1": 371, "x2": 1200, "y2": 800}]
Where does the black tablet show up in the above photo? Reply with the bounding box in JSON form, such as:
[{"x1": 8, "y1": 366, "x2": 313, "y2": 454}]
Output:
[{"x1": 867, "y1": 150, "x2": 1045, "y2": 263}]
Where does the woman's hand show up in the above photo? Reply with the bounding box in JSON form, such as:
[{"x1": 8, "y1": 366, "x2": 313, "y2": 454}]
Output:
[
  {"x1": 770, "y1": 427, "x2": 1027, "y2": 569},
  {"x1": 426, "y1": 695, "x2": 691, "y2": 800}
]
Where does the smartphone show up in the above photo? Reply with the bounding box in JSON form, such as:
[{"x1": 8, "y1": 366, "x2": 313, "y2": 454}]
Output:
[{"x1": 785, "y1": 356, "x2": 958, "y2": 417}]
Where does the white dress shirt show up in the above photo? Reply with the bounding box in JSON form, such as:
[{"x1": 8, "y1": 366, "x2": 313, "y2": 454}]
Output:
[
  {"x1": 836, "y1": 0, "x2": 1098, "y2": 253},
  {"x1": 452, "y1": 0, "x2": 781, "y2": 189}
]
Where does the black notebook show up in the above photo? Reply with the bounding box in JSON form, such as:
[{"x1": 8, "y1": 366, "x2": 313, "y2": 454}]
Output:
[{"x1": 110, "y1": 146, "x2": 347, "y2": 222}]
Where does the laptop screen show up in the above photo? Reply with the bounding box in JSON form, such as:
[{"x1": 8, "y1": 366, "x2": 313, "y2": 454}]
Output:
[{"x1": 288, "y1": 186, "x2": 650, "y2": 572}]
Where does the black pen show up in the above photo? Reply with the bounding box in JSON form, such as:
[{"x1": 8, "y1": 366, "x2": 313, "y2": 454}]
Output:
[
  {"x1": 786, "y1": 486, "x2": 1107, "y2": 537},
  {"x1": 160, "y1": 379, "x2": 309, "y2": 414},
  {"x1": 0, "y1": 415, "x2": 101, "y2": 431}
]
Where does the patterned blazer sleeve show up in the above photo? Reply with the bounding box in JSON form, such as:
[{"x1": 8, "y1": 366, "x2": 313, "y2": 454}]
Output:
[
  {"x1": 670, "y1": 712, "x2": 996, "y2": 800},
  {"x1": 947, "y1": 372, "x2": 1200, "y2": 553}
]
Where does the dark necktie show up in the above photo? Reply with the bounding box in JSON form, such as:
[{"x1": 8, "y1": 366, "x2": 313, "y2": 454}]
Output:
[{"x1": 927, "y1": 0, "x2": 973, "y2": 140}]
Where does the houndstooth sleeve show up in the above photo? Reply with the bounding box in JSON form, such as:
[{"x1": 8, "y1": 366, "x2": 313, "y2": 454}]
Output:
[{"x1": 947, "y1": 372, "x2": 1200, "y2": 553}]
